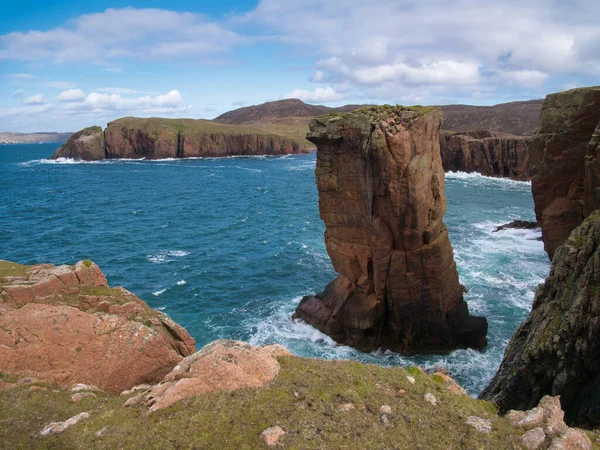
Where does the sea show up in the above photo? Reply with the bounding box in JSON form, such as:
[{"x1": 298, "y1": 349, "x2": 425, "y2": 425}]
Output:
[{"x1": 0, "y1": 143, "x2": 550, "y2": 395}]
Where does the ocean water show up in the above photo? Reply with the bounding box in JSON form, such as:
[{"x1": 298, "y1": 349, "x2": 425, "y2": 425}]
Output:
[{"x1": 0, "y1": 143, "x2": 550, "y2": 395}]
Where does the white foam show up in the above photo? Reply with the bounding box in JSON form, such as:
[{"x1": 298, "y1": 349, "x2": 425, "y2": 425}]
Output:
[
  {"x1": 152, "y1": 289, "x2": 166, "y2": 296},
  {"x1": 445, "y1": 171, "x2": 531, "y2": 186},
  {"x1": 176, "y1": 280, "x2": 186, "y2": 286}
]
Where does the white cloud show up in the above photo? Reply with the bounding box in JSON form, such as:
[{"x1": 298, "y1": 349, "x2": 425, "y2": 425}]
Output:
[
  {"x1": 12, "y1": 89, "x2": 24, "y2": 97},
  {"x1": 283, "y1": 86, "x2": 346, "y2": 103},
  {"x1": 95, "y1": 87, "x2": 157, "y2": 95},
  {"x1": 64, "y1": 89, "x2": 188, "y2": 114},
  {"x1": 309, "y1": 70, "x2": 325, "y2": 82},
  {"x1": 0, "y1": 8, "x2": 245, "y2": 63},
  {"x1": 22, "y1": 94, "x2": 47, "y2": 105},
  {"x1": 498, "y1": 70, "x2": 550, "y2": 87},
  {"x1": 0, "y1": 104, "x2": 54, "y2": 120},
  {"x1": 9, "y1": 73, "x2": 35, "y2": 80},
  {"x1": 57, "y1": 89, "x2": 85, "y2": 102}
]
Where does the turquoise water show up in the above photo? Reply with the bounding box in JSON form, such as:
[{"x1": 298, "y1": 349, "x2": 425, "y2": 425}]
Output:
[{"x1": 0, "y1": 143, "x2": 550, "y2": 395}]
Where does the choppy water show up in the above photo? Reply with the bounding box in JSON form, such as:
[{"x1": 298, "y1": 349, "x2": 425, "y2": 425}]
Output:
[{"x1": 0, "y1": 144, "x2": 550, "y2": 395}]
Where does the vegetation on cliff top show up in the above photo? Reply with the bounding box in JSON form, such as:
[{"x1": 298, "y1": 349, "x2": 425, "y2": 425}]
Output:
[{"x1": 0, "y1": 356, "x2": 533, "y2": 450}]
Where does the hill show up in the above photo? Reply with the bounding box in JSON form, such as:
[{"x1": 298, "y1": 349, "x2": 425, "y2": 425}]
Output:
[{"x1": 0, "y1": 132, "x2": 72, "y2": 144}]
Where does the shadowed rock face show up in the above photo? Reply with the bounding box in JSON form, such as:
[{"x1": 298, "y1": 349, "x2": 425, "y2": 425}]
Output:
[
  {"x1": 530, "y1": 86, "x2": 600, "y2": 260},
  {"x1": 0, "y1": 260, "x2": 196, "y2": 393},
  {"x1": 480, "y1": 211, "x2": 600, "y2": 427},
  {"x1": 440, "y1": 130, "x2": 531, "y2": 181},
  {"x1": 52, "y1": 117, "x2": 308, "y2": 160},
  {"x1": 52, "y1": 126, "x2": 105, "y2": 161},
  {"x1": 293, "y1": 106, "x2": 487, "y2": 354}
]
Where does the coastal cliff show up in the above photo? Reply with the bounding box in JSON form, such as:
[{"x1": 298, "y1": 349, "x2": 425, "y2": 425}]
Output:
[
  {"x1": 52, "y1": 117, "x2": 308, "y2": 160},
  {"x1": 440, "y1": 130, "x2": 531, "y2": 181},
  {"x1": 481, "y1": 211, "x2": 600, "y2": 427},
  {"x1": 293, "y1": 106, "x2": 487, "y2": 354},
  {"x1": 530, "y1": 86, "x2": 600, "y2": 260}
]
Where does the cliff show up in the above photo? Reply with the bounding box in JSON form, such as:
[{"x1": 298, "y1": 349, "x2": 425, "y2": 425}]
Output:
[
  {"x1": 530, "y1": 86, "x2": 600, "y2": 259},
  {"x1": 51, "y1": 117, "x2": 308, "y2": 160},
  {"x1": 480, "y1": 211, "x2": 600, "y2": 427},
  {"x1": 293, "y1": 106, "x2": 487, "y2": 354},
  {"x1": 440, "y1": 130, "x2": 531, "y2": 181},
  {"x1": 0, "y1": 259, "x2": 195, "y2": 393},
  {"x1": 0, "y1": 258, "x2": 593, "y2": 448}
]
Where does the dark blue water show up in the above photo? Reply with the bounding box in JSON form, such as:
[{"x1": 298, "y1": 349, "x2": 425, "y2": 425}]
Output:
[{"x1": 0, "y1": 143, "x2": 550, "y2": 394}]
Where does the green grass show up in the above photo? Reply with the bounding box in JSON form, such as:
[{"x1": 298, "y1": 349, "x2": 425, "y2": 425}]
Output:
[
  {"x1": 0, "y1": 356, "x2": 529, "y2": 449},
  {"x1": 0, "y1": 260, "x2": 30, "y2": 289}
]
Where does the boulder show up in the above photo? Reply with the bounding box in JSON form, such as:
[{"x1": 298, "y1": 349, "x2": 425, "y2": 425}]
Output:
[
  {"x1": 0, "y1": 259, "x2": 195, "y2": 393},
  {"x1": 530, "y1": 86, "x2": 600, "y2": 260},
  {"x1": 480, "y1": 213, "x2": 600, "y2": 426},
  {"x1": 144, "y1": 340, "x2": 290, "y2": 411},
  {"x1": 293, "y1": 106, "x2": 487, "y2": 354}
]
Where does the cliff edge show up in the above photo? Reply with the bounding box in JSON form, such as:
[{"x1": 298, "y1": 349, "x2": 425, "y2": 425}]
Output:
[{"x1": 293, "y1": 106, "x2": 487, "y2": 354}]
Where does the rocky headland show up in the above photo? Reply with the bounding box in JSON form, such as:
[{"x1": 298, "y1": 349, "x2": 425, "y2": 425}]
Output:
[
  {"x1": 293, "y1": 106, "x2": 487, "y2": 354},
  {"x1": 530, "y1": 86, "x2": 600, "y2": 260},
  {"x1": 440, "y1": 130, "x2": 531, "y2": 180},
  {"x1": 480, "y1": 86, "x2": 600, "y2": 431},
  {"x1": 0, "y1": 131, "x2": 72, "y2": 145},
  {"x1": 51, "y1": 117, "x2": 308, "y2": 161},
  {"x1": 0, "y1": 258, "x2": 593, "y2": 449}
]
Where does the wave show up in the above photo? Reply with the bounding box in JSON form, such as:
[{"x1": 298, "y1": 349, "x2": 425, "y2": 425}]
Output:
[
  {"x1": 176, "y1": 280, "x2": 186, "y2": 286},
  {"x1": 445, "y1": 171, "x2": 531, "y2": 187},
  {"x1": 147, "y1": 249, "x2": 190, "y2": 264},
  {"x1": 152, "y1": 289, "x2": 166, "y2": 296}
]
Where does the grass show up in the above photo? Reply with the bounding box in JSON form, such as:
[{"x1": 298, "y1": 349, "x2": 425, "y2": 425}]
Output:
[
  {"x1": 0, "y1": 356, "x2": 531, "y2": 449},
  {"x1": 0, "y1": 260, "x2": 29, "y2": 289}
]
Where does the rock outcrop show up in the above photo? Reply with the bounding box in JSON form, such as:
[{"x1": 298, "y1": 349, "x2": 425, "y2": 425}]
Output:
[
  {"x1": 52, "y1": 126, "x2": 105, "y2": 161},
  {"x1": 480, "y1": 211, "x2": 600, "y2": 426},
  {"x1": 530, "y1": 86, "x2": 600, "y2": 260},
  {"x1": 0, "y1": 259, "x2": 195, "y2": 393},
  {"x1": 52, "y1": 117, "x2": 308, "y2": 161},
  {"x1": 143, "y1": 340, "x2": 290, "y2": 411},
  {"x1": 293, "y1": 106, "x2": 487, "y2": 354},
  {"x1": 440, "y1": 130, "x2": 531, "y2": 181}
]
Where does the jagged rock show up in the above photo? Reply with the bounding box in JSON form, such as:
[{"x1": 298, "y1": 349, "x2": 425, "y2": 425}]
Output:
[
  {"x1": 530, "y1": 86, "x2": 600, "y2": 260},
  {"x1": 493, "y1": 221, "x2": 539, "y2": 233},
  {"x1": 465, "y1": 416, "x2": 492, "y2": 433},
  {"x1": 380, "y1": 405, "x2": 392, "y2": 414},
  {"x1": 433, "y1": 371, "x2": 467, "y2": 395},
  {"x1": 40, "y1": 412, "x2": 90, "y2": 436},
  {"x1": 440, "y1": 130, "x2": 531, "y2": 180},
  {"x1": 0, "y1": 259, "x2": 196, "y2": 393},
  {"x1": 521, "y1": 427, "x2": 547, "y2": 450},
  {"x1": 424, "y1": 393, "x2": 438, "y2": 406},
  {"x1": 52, "y1": 117, "x2": 308, "y2": 161},
  {"x1": 518, "y1": 407, "x2": 545, "y2": 430},
  {"x1": 548, "y1": 429, "x2": 592, "y2": 450},
  {"x1": 480, "y1": 213, "x2": 600, "y2": 426},
  {"x1": 51, "y1": 126, "x2": 105, "y2": 161},
  {"x1": 260, "y1": 426, "x2": 286, "y2": 447},
  {"x1": 145, "y1": 340, "x2": 290, "y2": 412},
  {"x1": 70, "y1": 392, "x2": 96, "y2": 402},
  {"x1": 293, "y1": 106, "x2": 487, "y2": 354}
]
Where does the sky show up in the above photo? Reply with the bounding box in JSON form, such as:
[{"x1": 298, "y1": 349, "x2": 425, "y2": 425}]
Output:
[{"x1": 1, "y1": 0, "x2": 599, "y2": 132}]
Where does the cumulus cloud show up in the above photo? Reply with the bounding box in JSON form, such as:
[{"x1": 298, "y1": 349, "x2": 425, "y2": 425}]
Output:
[
  {"x1": 22, "y1": 94, "x2": 47, "y2": 105},
  {"x1": 283, "y1": 86, "x2": 347, "y2": 102},
  {"x1": 57, "y1": 89, "x2": 85, "y2": 102},
  {"x1": 12, "y1": 89, "x2": 24, "y2": 97},
  {"x1": 63, "y1": 89, "x2": 188, "y2": 115},
  {"x1": 0, "y1": 7, "x2": 244, "y2": 63},
  {"x1": 247, "y1": 0, "x2": 600, "y2": 102}
]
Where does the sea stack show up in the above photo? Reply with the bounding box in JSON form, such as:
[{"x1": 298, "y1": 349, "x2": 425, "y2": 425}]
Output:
[
  {"x1": 293, "y1": 106, "x2": 487, "y2": 354},
  {"x1": 530, "y1": 86, "x2": 600, "y2": 260}
]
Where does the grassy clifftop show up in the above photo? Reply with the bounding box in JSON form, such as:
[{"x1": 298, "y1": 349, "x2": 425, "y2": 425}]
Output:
[{"x1": 0, "y1": 356, "x2": 528, "y2": 449}]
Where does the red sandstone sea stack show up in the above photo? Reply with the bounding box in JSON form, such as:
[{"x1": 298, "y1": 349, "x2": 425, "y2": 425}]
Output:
[{"x1": 293, "y1": 106, "x2": 487, "y2": 354}]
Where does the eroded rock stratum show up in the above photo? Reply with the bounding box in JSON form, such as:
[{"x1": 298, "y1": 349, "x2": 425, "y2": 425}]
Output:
[{"x1": 293, "y1": 106, "x2": 487, "y2": 354}]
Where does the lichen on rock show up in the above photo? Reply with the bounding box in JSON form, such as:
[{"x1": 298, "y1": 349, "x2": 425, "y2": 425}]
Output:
[{"x1": 293, "y1": 105, "x2": 487, "y2": 354}]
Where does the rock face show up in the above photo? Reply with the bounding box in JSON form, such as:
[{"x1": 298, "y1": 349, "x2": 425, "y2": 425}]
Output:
[
  {"x1": 293, "y1": 106, "x2": 487, "y2": 354},
  {"x1": 52, "y1": 117, "x2": 308, "y2": 161},
  {"x1": 0, "y1": 260, "x2": 195, "y2": 393},
  {"x1": 144, "y1": 340, "x2": 290, "y2": 411},
  {"x1": 440, "y1": 130, "x2": 531, "y2": 181},
  {"x1": 530, "y1": 86, "x2": 600, "y2": 259},
  {"x1": 480, "y1": 211, "x2": 600, "y2": 426},
  {"x1": 52, "y1": 126, "x2": 105, "y2": 161}
]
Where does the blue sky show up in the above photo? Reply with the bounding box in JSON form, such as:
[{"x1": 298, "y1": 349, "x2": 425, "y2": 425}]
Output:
[{"x1": 1, "y1": 0, "x2": 599, "y2": 132}]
